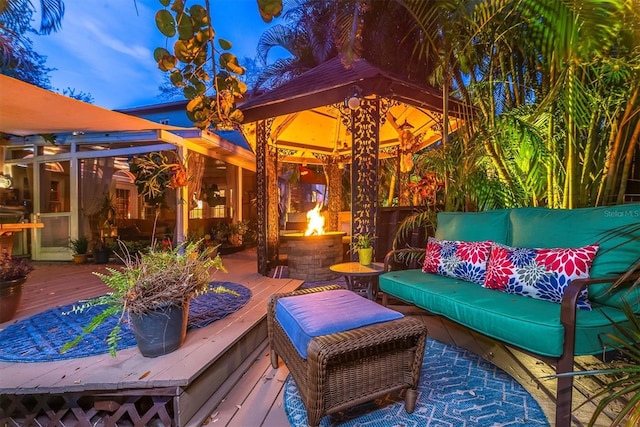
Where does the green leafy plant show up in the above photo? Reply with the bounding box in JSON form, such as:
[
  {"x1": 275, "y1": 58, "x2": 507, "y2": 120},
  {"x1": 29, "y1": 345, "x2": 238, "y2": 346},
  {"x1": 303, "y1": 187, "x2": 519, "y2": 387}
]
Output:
[
  {"x1": 390, "y1": 208, "x2": 437, "y2": 267},
  {"x1": 69, "y1": 236, "x2": 89, "y2": 255},
  {"x1": 129, "y1": 151, "x2": 189, "y2": 204},
  {"x1": 107, "y1": 240, "x2": 150, "y2": 262},
  {"x1": 557, "y1": 301, "x2": 640, "y2": 426},
  {"x1": 351, "y1": 233, "x2": 376, "y2": 251},
  {"x1": 62, "y1": 240, "x2": 230, "y2": 357}
]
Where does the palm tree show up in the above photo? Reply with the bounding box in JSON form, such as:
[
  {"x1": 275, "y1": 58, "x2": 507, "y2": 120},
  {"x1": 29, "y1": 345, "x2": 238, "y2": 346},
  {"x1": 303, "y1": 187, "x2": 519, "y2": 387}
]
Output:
[
  {"x1": 253, "y1": 0, "x2": 337, "y2": 91},
  {"x1": 0, "y1": 0, "x2": 65, "y2": 69},
  {"x1": 254, "y1": 0, "x2": 437, "y2": 90},
  {"x1": 398, "y1": 0, "x2": 639, "y2": 210}
]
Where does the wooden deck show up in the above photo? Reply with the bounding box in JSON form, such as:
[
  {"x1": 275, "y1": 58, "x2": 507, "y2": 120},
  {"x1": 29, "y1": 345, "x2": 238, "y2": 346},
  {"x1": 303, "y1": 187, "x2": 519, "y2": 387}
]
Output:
[
  {"x1": 1, "y1": 248, "x2": 621, "y2": 426},
  {"x1": 0, "y1": 248, "x2": 302, "y2": 426}
]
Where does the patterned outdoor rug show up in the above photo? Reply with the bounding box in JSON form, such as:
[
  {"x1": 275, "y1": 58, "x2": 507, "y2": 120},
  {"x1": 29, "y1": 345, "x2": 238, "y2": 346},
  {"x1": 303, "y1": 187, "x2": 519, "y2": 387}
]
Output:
[
  {"x1": 0, "y1": 281, "x2": 251, "y2": 363},
  {"x1": 284, "y1": 338, "x2": 550, "y2": 426}
]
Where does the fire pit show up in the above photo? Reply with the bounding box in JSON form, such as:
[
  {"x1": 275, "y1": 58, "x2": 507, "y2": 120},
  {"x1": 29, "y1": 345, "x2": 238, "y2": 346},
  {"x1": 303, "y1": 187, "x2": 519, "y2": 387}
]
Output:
[{"x1": 281, "y1": 232, "x2": 346, "y2": 281}]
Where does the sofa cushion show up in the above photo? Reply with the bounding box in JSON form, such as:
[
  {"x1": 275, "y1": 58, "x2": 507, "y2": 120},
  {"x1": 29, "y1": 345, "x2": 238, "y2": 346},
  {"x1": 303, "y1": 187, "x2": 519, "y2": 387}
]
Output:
[
  {"x1": 483, "y1": 243, "x2": 598, "y2": 310},
  {"x1": 379, "y1": 269, "x2": 630, "y2": 357},
  {"x1": 509, "y1": 204, "x2": 640, "y2": 309},
  {"x1": 275, "y1": 289, "x2": 403, "y2": 359},
  {"x1": 422, "y1": 237, "x2": 492, "y2": 285},
  {"x1": 435, "y1": 209, "x2": 510, "y2": 244}
]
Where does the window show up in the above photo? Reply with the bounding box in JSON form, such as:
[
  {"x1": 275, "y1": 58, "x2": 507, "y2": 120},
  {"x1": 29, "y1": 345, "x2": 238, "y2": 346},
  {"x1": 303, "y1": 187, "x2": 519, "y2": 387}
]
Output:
[
  {"x1": 115, "y1": 188, "x2": 130, "y2": 219},
  {"x1": 142, "y1": 204, "x2": 155, "y2": 220},
  {"x1": 211, "y1": 189, "x2": 226, "y2": 218},
  {"x1": 189, "y1": 199, "x2": 203, "y2": 219},
  {"x1": 49, "y1": 181, "x2": 61, "y2": 212}
]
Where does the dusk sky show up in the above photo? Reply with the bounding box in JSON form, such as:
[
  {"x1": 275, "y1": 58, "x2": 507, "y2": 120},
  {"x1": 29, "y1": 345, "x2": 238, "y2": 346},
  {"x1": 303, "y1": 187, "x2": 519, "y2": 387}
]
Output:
[{"x1": 31, "y1": 0, "x2": 281, "y2": 110}]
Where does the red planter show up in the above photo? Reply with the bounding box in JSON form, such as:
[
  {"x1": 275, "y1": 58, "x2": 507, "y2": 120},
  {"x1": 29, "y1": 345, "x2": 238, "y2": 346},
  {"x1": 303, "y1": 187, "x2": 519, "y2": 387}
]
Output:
[{"x1": 0, "y1": 277, "x2": 27, "y2": 323}]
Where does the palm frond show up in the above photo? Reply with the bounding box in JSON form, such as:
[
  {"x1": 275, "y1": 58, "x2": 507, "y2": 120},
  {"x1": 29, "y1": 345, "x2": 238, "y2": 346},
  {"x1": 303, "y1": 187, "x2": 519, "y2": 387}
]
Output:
[
  {"x1": 256, "y1": 24, "x2": 297, "y2": 65},
  {"x1": 38, "y1": 0, "x2": 65, "y2": 34},
  {"x1": 391, "y1": 208, "x2": 435, "y2": 257}
]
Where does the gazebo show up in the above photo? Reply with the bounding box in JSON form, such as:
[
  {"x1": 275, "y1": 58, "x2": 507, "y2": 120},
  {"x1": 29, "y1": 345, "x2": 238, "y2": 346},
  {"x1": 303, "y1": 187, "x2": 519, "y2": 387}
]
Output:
[{"x1": 240, "y1": 57, "x2": 469, "y2": 275}]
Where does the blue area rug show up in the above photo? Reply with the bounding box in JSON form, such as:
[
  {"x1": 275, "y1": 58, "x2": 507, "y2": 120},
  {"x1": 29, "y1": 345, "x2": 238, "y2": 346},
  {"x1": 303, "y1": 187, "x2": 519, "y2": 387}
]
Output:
[
  {"x1": 0, "y1": 281, "x2": 251, "y2": 363},
  {"x1": 284, "y1": 338, "x2": 550, "y2": 426}
]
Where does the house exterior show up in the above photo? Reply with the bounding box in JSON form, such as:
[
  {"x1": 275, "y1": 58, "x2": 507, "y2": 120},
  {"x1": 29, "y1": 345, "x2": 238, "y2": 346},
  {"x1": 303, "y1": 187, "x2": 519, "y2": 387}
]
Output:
[{"x1": 0, "y1": 75, "x2": 256, "y2": 261}]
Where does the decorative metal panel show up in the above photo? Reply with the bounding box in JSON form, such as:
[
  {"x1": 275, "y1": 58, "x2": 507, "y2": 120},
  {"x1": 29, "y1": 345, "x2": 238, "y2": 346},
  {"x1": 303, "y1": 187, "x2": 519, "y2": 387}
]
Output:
[
  {"x1": 325, "y1": 158, "x2": 342, "y2": 232},
  {"x1": 256, "y1": 120, "x2": 267, "y2": 275},
  {"x1": 277, "y1": 148, "x2": 297, "y2": 159},
  {"x1": 350, "y1": 98, "x2": 379, "y2": 260},
  {"x1": 267, "y1": 139, "x2": 279, "y2": 270}
]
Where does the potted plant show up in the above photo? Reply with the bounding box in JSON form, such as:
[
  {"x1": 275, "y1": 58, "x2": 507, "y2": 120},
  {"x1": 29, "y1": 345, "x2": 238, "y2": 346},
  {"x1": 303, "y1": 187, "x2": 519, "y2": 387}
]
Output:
[
  {"x1": 0, "y1": 254, "x2": 34, "y2": 323},
  {"x1": 352, "y1": 233, "x2": 376, "y2": 265},
  {"x1": 93, "y1": 239, "x2": 111, "y2": 264},
  {"x1": 62, "y1": 240, "x2": 230, "y2": 357},
  {"x1": 228, "y1": 221, "x2": 249, "y2": 247},
  {"x1": 69, "y1": 236, "x2": 89, "y2": 264},
  {"x1": 96, "y1": 193, "x2": 118, "y2": 238}
]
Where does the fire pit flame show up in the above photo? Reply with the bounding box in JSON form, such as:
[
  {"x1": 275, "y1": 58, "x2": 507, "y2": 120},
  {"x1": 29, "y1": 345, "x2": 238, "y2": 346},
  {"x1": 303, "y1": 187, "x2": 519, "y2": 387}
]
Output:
[{"x1": 304, "y1": 203, "x2": 325, "y2": 236}]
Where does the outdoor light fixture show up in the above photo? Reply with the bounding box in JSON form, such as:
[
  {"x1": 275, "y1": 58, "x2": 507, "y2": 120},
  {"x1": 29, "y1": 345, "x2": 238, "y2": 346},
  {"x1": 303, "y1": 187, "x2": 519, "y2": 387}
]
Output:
[{"x1": 344, "y1": 85, "x2": 363, "y2": 110}]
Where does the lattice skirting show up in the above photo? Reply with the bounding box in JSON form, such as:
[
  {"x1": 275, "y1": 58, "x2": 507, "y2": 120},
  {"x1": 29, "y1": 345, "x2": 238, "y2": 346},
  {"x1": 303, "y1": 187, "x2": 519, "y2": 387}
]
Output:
[{"x1": 0, "y1": 388, "x2": 176, "y2": 426}]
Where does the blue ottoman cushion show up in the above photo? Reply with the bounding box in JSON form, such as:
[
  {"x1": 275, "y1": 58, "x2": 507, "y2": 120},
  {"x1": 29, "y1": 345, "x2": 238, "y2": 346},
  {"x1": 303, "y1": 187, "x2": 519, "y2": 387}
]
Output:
[{"x1": 275, "y1": 289, "x2": 404, "y2": 359}]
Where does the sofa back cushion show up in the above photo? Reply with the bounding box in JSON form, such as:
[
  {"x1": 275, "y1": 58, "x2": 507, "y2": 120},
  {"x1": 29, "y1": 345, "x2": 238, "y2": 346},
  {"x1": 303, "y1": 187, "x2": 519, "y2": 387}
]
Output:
[
  {"x1": 435, "y1": 210, "x2": 510, "y2": 243},
  {"x1": 509, "y1": 204, "x2": 640, "y2": 308}
]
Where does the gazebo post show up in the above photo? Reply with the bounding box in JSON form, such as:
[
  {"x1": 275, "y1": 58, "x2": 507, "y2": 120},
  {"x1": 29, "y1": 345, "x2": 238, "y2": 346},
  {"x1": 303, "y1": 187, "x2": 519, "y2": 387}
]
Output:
[
  {"x1": 256, "y1": 119, "x2": 279, "y2": 276},
  {"x1": 325, "y1": 158, "x2": 342, "y2": 232},
  {"x1": 350, "y1": 97, "x2": 379, "y2": 261}
]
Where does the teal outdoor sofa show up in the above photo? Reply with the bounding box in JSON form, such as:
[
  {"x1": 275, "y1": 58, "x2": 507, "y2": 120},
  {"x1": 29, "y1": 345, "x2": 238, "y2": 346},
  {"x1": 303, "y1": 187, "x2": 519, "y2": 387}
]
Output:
[{"x1": 380, "y1": 204, "x2": 640, "y2": 427}]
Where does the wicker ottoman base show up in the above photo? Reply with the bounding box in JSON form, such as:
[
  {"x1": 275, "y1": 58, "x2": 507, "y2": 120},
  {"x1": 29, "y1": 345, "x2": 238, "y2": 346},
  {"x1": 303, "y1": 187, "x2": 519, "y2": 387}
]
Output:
[{"x1": 267, "y1": 285, "x2": 428, "y2": 427}]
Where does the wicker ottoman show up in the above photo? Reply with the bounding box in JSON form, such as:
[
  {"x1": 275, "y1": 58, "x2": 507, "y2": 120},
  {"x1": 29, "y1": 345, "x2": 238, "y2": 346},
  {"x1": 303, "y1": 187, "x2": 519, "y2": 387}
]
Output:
[{"x1": 267, "y1": 285, "x2": 427, "y2": 427}]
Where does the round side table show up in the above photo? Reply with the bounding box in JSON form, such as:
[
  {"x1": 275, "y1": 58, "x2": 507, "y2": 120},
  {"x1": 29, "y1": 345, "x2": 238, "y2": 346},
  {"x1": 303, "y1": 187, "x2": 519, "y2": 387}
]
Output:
[{"x1": 329, "y1": 261, "x2": 385, "y2": 300}]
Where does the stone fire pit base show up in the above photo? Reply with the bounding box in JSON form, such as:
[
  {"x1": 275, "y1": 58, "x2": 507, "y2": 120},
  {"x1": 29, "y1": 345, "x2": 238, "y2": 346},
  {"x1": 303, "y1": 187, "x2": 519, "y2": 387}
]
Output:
[{"x1": 282, "y1": 232, "x2": 346, "y2": 281}]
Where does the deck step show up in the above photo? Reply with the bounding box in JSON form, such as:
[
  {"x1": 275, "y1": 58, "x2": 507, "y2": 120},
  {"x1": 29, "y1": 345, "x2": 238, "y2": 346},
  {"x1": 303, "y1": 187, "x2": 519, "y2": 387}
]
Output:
[{"x1": 186, "y1": 336, "x2": 270, "y2": 426}]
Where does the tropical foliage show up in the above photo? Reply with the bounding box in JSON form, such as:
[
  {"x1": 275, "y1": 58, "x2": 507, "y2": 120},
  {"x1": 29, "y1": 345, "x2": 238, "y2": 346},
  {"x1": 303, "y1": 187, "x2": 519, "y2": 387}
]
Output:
[
  {"x1": 398, "y1": 0, "x2": 640, "y2": 210},
  {"x1": 0, "y1": 0, "x2": 63, "y2": 87},
  {"x1": 153, "y1": 0, "x2": 282, "y2": 130},
  {"x1": 129, "y1": 151, "x2": 190, "y2": 204}
]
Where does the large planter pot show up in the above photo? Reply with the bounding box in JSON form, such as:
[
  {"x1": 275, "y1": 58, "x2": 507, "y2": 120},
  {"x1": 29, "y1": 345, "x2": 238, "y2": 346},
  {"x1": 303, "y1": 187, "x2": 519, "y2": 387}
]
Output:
[
  {"x1": 94, "y1": 248, "x2": 111, "y2": 264},
  {"x1": 129, "y1": 301, "x2": 189, "y2": 357},
  {"x1": 0, "y1": 277, "x2": 27, "y2": 323},
  {"x1": 358, "y1": 247, "x2": 373, "y2": 265}
]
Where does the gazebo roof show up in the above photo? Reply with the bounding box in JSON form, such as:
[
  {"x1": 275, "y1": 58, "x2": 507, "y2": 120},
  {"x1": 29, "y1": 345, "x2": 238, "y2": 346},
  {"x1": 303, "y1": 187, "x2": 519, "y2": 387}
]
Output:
[{"x1": 240, "y1": 57, "x2": 467, "y2": 164}]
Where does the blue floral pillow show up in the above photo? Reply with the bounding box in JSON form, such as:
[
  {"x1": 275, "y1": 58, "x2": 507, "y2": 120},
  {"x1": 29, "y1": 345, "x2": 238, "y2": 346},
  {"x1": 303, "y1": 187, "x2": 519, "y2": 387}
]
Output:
[{"x1": 422, "y1": 237, "x2": 493, "y2": 285}]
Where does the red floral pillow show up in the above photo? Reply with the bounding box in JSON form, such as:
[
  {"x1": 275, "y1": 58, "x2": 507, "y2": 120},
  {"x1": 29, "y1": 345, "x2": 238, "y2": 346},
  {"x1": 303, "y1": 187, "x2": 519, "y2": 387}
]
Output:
[
  {"x1": 422, "y1": 237, "x2": 493, "y2": 285},
  {"x1": 483, "y1": 243, "x2": 599, "y2": 310}
]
